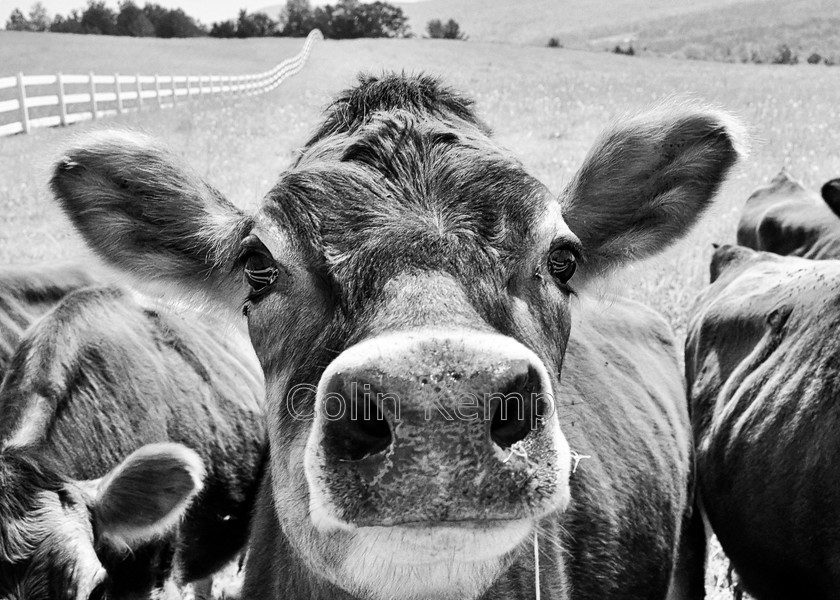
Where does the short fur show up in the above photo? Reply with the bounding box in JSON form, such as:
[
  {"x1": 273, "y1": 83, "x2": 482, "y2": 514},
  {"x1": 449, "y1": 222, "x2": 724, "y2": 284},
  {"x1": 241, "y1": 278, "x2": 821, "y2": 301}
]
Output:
[
  {"x1": 737, "y1": 170, "x2": 840, "y2": 259},
  {"x1": 51, "y1": 72, "x2": 745, "y2": 600},
  {"x1": 0, "y1": 262, "x2": 99, "y2": 379},
  {"x1": 687, "y1": 244, "x2": 840, "y2": 599},
  {"x1": 0, "y1": 282, "x2": 266, "y2": 599}
]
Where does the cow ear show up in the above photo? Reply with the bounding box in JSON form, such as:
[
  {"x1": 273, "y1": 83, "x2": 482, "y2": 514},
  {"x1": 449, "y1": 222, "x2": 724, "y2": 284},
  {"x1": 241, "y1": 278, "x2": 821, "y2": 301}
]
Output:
[
  {"x1": 822, "y1": 178, "x2": 840, "y2": 218},
  {"x1": 91, "y1": 443, "x2": 205, "y2": 551},
  {"x1": 50, "y1": 131, "x2": 252, "y2": 312},
  {"x1": 561, "y1": 103, "x2": 748, "y2": 278}
]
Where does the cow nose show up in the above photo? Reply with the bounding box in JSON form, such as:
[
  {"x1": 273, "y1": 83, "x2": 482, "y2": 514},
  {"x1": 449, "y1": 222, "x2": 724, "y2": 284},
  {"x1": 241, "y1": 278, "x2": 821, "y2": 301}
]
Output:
[
  {"x1": 488, "y1": 363, "x2": 543, "y2": 449},
  {"x1": 321, "y1": 374, "x2": 394, "y2": 461},
  {"x1": 316, "y1": 333, "x2": 552, "y2": 464},
  {"x1": 306, "y1": 331, "x2": 569, "y2": 527}
]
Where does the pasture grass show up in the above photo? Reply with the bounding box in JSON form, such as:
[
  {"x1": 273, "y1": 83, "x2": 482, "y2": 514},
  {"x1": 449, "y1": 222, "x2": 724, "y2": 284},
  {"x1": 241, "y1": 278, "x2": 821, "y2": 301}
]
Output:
[
  {"x1": 2, "y1": 34, "x2": 840, "y2": 599},
  {"x1": 0, "y1": 31, "x2": 308, "y2": 75}
]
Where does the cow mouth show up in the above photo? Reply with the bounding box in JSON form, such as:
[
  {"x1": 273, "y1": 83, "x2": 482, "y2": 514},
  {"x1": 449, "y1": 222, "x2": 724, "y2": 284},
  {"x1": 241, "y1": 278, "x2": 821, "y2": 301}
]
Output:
[{"x1": 347, "y1": 518, "x2": 532, "y2": 565}]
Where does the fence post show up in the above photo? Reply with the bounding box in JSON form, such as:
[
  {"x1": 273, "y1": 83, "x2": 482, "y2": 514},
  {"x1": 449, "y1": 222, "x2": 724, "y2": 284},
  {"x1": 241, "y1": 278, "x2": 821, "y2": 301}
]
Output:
[
  {"x1": 155, "y1": 74, "x2": 161, "y2": 108},
  {"x1": 88, "y1": 71, "x2": 97, "y2": 120},
  {"x1": 171, "y1": 75, "x2": 177, "y2": 106},
  {"x1": 56, "y1": 72, "x2": 67, "y2": 127},
  {"x1": 114, "y1": 72, "x2": 124, "y2": 114},
  {"x1": 198, "y1": 75, "x2": 203, "y2": 98},
  {"x1": 16, "y1": 72, "x2": 29, "y2": 134},
  {"x1": 186, "y1": 75, "x2": 192, "y2": 101},
  {"x1": 136, "y1": 74, "x2": 143, "y2": 111}
]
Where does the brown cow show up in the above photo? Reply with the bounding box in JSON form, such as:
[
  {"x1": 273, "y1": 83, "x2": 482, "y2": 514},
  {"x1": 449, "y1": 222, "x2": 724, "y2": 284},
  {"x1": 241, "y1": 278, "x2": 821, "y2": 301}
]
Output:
[
  {"x1": 687, "y1": 243, "x2": 840, "y2": 600},
  {"x1": 0, "y1": 283, "x2": 266, "y2": 599},
  {"x1": 50, "y1": 73, "x2": 745, "y2": 600},
  {"x1": 0, "y1": 263, "x2": 99, "y2": 379},
  {"x1": 737, "y1": 170, "x2": 840, "y2": 259}
]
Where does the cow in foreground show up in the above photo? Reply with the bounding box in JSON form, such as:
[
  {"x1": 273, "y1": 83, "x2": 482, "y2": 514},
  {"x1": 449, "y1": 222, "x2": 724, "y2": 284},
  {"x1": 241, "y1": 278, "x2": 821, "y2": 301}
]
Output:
[
  {"x1": 686, "y1": 243, "x2": 840, "y2": 599},
  {"x1": 50, "y1": 74, "x2": 745, "y2": 599},
  {"x1": 0, "y1": 283, "x2": 266, "y2": 599},
  {"x1": 737, "y1": 170, "x2": 840, "y2": 259}
]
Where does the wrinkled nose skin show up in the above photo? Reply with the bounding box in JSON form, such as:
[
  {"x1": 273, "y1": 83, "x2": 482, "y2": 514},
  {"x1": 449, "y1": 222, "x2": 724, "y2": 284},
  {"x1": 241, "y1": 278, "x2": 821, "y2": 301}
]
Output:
[{"x1": 304, "y1": 330, "x2": 571, "y2": 528}]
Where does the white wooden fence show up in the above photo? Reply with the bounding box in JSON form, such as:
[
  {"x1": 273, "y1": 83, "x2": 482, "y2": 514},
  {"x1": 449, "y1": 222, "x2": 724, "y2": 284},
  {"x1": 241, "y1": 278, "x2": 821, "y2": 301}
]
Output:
[{"x1": 0, "y1": 29, "x2": 322, "y2": 138}]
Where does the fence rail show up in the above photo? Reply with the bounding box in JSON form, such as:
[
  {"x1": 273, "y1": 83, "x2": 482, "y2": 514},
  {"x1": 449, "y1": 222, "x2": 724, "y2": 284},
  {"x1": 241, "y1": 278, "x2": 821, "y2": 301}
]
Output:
[{"x1": 0, "y1": 29, "x2": 322, "y2": 138}]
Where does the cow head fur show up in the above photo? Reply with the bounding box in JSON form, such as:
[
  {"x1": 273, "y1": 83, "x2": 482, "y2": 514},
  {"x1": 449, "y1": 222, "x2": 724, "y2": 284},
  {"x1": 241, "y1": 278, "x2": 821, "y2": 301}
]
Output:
[
  {"x1": 0, "y1": 443, "x2": 204, "y2": 600},
  {"x1": 51, "y1": 73, "x2": 745, "y2": 600}
]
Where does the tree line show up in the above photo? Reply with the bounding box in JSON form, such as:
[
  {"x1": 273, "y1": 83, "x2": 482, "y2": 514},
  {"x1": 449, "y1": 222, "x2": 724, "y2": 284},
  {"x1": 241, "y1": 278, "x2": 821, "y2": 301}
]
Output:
[{"x1": 6, "y1": 0, "x2": 465, "y2": 40}]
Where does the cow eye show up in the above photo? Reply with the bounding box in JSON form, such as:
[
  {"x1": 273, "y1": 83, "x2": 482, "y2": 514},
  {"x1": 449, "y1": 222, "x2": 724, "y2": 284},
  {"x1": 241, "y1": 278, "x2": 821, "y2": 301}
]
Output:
[
  {"x1": 547, "y1": 248, "x2": 577, "y2": 284},
  {"x1": 243, "y1": 252, "x2": 280, "y2": 294}
]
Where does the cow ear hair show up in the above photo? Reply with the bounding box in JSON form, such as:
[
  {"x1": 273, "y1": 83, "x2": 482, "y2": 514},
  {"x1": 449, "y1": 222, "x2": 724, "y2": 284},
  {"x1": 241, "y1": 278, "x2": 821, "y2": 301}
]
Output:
[
  {"x1": 50, "y1": 130, "x2": 252, "y2": 313},
  {"x1": 561, "y1": 101, "x2": 748, "y2": 279},
  {"x1": 90, "y1": 443, "x2": 205, "y2": 551}
]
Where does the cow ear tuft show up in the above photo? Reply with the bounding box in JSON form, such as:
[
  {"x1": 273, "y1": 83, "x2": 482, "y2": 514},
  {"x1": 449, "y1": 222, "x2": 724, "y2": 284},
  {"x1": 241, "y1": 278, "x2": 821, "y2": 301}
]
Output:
[
  {"x1": 91, "y1": 443, "x2": 205, "y2": 551},
  {"x1": 561, "y1": 101, "x2": 748, "y2": 279}
]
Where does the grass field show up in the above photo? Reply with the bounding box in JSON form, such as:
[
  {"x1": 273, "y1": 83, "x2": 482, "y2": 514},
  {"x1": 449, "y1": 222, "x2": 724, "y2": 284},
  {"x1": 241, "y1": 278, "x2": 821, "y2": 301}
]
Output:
[{"x1": 2, "y1": 32, "x2": 840, "y2": 599}]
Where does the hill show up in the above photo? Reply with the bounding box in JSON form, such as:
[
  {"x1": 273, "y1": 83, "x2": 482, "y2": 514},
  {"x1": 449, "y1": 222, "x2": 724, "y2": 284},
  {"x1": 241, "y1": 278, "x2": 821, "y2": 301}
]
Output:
[
  {"x1": 596, "y1": 0, "x2": 840, "y2": 64},
  {"x1": 260, "y1": 0, "x2": 840, "y2": 64},
  {"x1": 395, "y1": 0, "x2": 749, "y2": 43}
]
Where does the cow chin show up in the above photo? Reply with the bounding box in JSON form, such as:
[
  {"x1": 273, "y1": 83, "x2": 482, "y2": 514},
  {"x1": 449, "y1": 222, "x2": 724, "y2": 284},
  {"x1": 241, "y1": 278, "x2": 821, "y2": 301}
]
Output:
[{"x1": 324, "y1": 521, "x2": 530, "y2": 600}]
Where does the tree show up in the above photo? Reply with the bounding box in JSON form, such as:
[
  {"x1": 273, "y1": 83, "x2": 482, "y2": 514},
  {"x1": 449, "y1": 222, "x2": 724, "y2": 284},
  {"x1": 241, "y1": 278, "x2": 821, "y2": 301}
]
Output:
[
  {"x1": 249, "y1": 12, "x2": 277, "y2": 36},
  {"x1": 50, "y1": 10, "x2": 83, "y2": 32},
  {"x1": 209, "y1": 19, "x2": 237, "y2": 37},
  {"x1": 426, "y1": 18, "x2": 465, "y2": 40},
  {"x1": 116, "y1": 1, "x2": 154, "y2": 36},
  {"x1": 80, "y1": 1, "x2": 117, "y2": 35},
  {"x1": 28, "y1": 2, "x2": 49, "y2": 31},
  {"x1": 355, "y1": 1, "x2": 408, "y2": 38},
  {"x1": 311, "y1": 5, "x2": 333, "y2": 37},
  {"x1": 143, "y1": 4, "x2": 204, "y2": 38},
  {"x1": 6, "y1": 8, "x2": 32, "y2": 30},
  {"x1": 235, "y1": 10, "x2": 277, "y2": 38},
  {"x1": 281, "y1": 0, "x2": 313, "y2": 36}
]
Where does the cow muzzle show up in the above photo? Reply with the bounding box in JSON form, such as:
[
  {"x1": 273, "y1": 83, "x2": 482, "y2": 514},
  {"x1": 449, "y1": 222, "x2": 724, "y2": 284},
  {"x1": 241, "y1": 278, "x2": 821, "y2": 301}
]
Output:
[{"x1": 303, "y1": 330, "x2": 572, "y2": 531}]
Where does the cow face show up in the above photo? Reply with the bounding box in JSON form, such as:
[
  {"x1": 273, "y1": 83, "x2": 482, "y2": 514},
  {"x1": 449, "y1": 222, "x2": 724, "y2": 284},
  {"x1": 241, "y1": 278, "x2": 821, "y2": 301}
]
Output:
[
  {"x1": 52, "y1": 74, "x2": 745, "y2": 600},
  {"x1": 0, "y1": 444, "x2": 203, "y2": 600}
]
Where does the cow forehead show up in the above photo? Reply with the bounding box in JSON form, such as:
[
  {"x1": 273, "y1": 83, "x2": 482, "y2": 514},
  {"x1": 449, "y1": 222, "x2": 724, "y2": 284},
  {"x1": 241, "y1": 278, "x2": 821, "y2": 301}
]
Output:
[{"x1": 255, "y1": 111, "x2": 562, "y2": 287}]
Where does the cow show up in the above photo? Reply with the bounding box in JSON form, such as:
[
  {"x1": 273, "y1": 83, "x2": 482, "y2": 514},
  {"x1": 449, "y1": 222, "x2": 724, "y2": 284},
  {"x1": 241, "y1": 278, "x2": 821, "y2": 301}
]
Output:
[
  {"x1": 0, "y1": 262, "x2": 99, "y2": 379},
  {"x1": 0, "y1": 283, "x2": 266, "y2": 599},
  {"x1": 0, "y1": 442, "x2": 206, "y2": 600},
  {"x1": 686, "y1": 243, "x2": 840, "y2": 600},
  {"x1": 737, "y1": 170, "x2": 840, "y2": 259},
  {"x1": 49, "y1": 73, "x2": 746, "y2": 600}
]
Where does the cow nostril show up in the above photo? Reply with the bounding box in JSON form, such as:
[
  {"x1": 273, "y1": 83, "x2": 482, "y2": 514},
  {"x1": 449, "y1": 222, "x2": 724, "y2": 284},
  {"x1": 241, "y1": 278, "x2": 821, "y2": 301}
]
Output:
[
  {"x1": 489, "y1": 367, "x2": 542, "y2": 449},
  {"x1": 322, "y1": 377, "x2": 393, "y2": 462}
]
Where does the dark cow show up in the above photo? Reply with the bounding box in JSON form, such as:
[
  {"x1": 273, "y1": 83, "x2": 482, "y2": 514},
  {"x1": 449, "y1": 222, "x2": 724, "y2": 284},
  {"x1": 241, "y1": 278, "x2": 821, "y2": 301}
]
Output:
[
  {"x1": 0, "y1": 442, "x2": 205, "y2": 600},
  {"x1": 50, "y1": 74, "x2": 745, "y2": 600},
  {"x1": 0, "y1": 283, "x2": 266, "y2": 599},
  {"x1": 0, "y1": 263, "x2": 99, "y2": 379},
  {"x1": 737, "y1": 170, "x2": 840, "y2": 259},
  {"x1": 686, "y1": 244, "x2": 840, "y2": 600}
]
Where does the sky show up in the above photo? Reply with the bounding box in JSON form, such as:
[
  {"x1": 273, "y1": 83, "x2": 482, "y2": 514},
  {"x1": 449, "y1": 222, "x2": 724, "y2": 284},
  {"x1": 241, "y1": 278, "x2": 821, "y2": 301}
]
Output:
[{"x1": 1, "y1": 0, "x2": 425, "y2": 26}]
